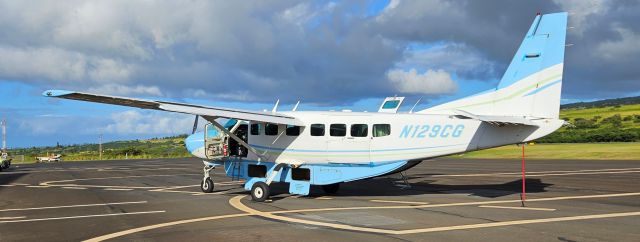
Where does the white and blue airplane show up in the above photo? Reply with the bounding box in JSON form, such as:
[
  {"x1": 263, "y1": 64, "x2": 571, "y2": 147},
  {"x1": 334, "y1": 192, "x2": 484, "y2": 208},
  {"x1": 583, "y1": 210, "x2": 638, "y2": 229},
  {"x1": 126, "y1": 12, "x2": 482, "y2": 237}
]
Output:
[{"x1": 44, "y1": 12, "x2": 567, "y2": 202}]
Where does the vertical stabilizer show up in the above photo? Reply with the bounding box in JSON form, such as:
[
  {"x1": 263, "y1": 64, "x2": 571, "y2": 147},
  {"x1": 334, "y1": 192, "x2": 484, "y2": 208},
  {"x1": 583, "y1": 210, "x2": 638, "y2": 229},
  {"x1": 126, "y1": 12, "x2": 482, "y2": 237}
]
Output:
[{"x1": 420, "y1": 12, "x2": 567, "y2": 119}]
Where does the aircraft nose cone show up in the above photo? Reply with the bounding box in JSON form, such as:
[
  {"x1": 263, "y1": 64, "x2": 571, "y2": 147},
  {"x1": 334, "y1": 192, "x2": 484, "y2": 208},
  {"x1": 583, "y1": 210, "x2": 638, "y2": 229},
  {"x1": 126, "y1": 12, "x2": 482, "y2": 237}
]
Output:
[{"x1": 185, "y1": 132, "x2": 205, "y2": 156}]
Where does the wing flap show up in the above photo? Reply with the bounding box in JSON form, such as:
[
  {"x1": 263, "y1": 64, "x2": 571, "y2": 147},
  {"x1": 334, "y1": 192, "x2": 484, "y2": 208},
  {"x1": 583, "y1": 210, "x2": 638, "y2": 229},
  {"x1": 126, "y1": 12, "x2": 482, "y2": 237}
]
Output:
[
  {"x1": 43, "y1": 89, "x2": 303, "y2": 126},
  {"x1": 453, "y1": 109, "x2": 538, "y2": 126}
]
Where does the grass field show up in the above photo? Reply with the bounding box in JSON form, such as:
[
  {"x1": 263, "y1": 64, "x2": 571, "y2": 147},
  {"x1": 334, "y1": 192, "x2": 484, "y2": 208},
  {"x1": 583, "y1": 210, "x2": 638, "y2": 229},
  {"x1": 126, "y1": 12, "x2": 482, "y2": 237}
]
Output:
[
  {"x1": 560, "y1": 103, "x2": 640, "y2": 120},
  {"x1": 457, "y1": 142, "x2": 640, "y2": 160}
]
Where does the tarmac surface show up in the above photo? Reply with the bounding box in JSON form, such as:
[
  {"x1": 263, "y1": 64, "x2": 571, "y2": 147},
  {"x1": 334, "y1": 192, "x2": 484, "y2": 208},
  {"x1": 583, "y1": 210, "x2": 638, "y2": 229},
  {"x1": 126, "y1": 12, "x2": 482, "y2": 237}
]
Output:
[{"x1": 1, "y1": 157, "x2": 639, "y2": 241}]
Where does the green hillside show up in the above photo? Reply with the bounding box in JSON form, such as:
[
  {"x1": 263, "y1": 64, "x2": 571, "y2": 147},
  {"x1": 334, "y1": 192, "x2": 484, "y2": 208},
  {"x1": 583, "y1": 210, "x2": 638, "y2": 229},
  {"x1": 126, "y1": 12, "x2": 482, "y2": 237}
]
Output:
[
  {"x1": 537, "y1": 103, "x2": 640, "y2": 143},
  {"x1": 464, "y1": 96, "x2": 640, "y2": 160},
  {"x1": 460, "y1": 143, "x2": 640, "y2": 160},
  {"x1": 9, "y1": 135, "x2": 191, "y2": 163}
]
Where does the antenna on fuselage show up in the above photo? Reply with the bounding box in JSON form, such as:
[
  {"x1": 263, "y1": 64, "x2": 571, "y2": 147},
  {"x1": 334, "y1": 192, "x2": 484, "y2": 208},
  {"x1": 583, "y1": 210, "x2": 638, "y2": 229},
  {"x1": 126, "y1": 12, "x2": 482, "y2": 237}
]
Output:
[
  {"x1": 409, "y1": 97, "x2": 422, "y2": 113},
  {"x1": 272, "y1": 99, "x2": 280, "y2": 112},
  {"x1": 292, "y1": 100, "x2": 300, "y2": 111}
]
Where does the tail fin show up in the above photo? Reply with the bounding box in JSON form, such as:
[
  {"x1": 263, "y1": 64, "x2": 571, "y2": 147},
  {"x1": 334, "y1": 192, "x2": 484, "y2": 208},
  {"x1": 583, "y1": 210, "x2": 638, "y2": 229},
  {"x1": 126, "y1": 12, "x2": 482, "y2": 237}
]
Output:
[{"x1": 420, "y1": 12, "x2": 567, "y2": 119}]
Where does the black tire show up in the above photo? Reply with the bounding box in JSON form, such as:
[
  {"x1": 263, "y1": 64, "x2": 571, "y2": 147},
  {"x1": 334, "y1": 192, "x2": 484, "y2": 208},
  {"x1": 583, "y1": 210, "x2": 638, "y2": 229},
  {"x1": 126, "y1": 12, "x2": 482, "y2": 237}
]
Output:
[
  {"x1": 200, "y1": 178, "x2": 214, "y2": 193},
  {"x1": 251, "y1": 182, "x2": 270, "y2": 202},
  {"x1": 322, "y1": 183, "x2": 340, "y2": 194}
]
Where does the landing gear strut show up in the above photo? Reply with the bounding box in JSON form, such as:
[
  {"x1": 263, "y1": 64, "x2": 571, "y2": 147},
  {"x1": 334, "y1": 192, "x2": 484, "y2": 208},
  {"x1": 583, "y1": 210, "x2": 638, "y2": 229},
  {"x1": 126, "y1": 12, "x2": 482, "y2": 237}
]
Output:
[{"x1": 201, "y1": 164, "x2": 215, "y2": 193}]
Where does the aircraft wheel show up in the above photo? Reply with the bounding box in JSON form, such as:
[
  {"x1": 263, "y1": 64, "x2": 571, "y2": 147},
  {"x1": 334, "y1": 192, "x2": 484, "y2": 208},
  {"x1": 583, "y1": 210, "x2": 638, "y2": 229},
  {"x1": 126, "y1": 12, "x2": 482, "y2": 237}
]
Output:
[
  {"x1": 251, "y1": 182, "x2": 270, "y2": 202},
  {"x1": 322, "y1": 183, "x2": 340, "y2": 194},
  {"x1": 200, "y1": 177, "x2": 214, "y2": 193}
]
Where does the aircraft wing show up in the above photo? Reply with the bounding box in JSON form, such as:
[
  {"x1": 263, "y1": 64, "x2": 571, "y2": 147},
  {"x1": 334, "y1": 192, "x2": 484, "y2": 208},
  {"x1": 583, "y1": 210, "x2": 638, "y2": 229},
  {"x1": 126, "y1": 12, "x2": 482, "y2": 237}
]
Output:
[
  {"x1": 43, "y1": 90, "x2": 304, "y2": 126},
  {"x1": 453, "y1": 109, "x2": 538, "y2": 126}
]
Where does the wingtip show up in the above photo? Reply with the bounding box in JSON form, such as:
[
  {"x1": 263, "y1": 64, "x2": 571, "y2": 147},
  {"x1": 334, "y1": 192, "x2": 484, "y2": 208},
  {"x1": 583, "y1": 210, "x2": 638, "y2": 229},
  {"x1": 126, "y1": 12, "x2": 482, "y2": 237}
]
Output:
[{"x1": 42, "y1": 89, "x2": 74, "y2": 97}]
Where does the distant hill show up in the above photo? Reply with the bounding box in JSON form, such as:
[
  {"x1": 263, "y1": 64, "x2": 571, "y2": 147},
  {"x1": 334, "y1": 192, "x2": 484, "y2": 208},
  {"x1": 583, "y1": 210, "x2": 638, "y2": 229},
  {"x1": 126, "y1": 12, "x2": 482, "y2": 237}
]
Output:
[
  {"x1": 538, "y1": 96, "x2": 640, "y2": 143},
  {"x1": 561, "y1": 96, "x2": 640, "y2": 109},
  {"x1": 9, "y1": 135, "x2": 191, "y2": 163}
]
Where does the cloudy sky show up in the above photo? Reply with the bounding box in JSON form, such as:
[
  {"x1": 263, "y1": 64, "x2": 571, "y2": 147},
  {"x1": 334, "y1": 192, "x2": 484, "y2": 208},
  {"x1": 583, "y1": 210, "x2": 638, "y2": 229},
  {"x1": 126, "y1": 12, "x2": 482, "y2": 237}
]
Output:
[{"x1": 1, "y1": 0, "x2": 639, "y2": 148}]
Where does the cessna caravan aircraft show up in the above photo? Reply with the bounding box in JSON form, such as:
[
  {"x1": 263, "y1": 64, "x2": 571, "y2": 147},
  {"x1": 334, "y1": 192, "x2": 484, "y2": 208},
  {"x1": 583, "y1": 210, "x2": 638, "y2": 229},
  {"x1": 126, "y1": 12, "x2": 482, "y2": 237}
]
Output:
[{"x1": 44, "y1": 12, "x2": 567, "y2": 202}]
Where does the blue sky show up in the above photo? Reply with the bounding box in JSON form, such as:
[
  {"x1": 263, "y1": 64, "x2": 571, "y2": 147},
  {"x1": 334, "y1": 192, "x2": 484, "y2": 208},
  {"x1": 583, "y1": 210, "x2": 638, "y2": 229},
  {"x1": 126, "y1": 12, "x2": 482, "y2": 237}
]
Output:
[{"x1": 1, "y1": 0, "x2": 639, "y2": 148}]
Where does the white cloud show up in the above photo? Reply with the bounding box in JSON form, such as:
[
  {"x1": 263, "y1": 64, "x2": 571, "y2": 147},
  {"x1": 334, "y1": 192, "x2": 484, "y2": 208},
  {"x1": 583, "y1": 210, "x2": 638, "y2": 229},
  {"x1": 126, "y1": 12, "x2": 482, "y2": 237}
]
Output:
[
  {"x1": 398, "y1": 43, "x2": 497, "y2": 79},
  {"x1": 100, "y1": 110, "x2": 193, "y2": 135},
  {"x1": 596, "y1": 26, "x2": 640, "y2": 62},
  {"x1": 554, "y1": 0, "x2": 607, "y2": 34},
  {"x1": 387, "y1": 68, "x2": 457, "y2": 94},
  {"x1": 86, "y1": 84, "x2": 162, "y2": 96},
  {"x1": 0, "y1": 47, "x2": 134, "y2": 83}
]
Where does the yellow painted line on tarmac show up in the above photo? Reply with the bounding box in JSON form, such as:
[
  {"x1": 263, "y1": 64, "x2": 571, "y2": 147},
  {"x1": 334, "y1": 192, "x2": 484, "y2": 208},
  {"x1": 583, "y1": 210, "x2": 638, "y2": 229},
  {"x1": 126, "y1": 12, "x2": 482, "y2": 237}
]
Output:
[
  {"x1": 84, "y1": 192, "x2": 640, "y2": 241},
  {"x1": 315, "y1": 197, "x2": 333, "y2": 200},
  {"x1": 62, "y1": 187, "x2": 88, "y2": 190},
  {"x1": 524, "y1": 170, "x2": 640, "y2": 177},
  {"x1": 84, "y1": 213, "x2": 250, "y2": 242},
  {"x1": 191, "y1": 191, "x2": 230, "y2": 196},
  {"x1": 431, "y1": 167, "x2": 640, "y2": 178},
  {"x1": 230, "y1": 196, "x2": 397, "y2": 234},
  {"x1": 370, "y1": 200, "x2": 429, "y2": 205},
  {"x1": 55, "y1": 184, "x2": 165, "y2": 189},
  {"x1": 39, "y1": 173, "x2": 198, "y2": 187},
  {"x1": 0, "y1": 201, "x2": 147, "y2": 212},
  {"x1": 10, "y1": 183, "x2": 30, "y2": 186},
  {"x1": 478, "y1": 205, "x2": 556, "y2": 211},
  {"x1": 230, "y1": 196, "x2": 640, "y2": 235},
  {"x1": 103, "y1": 188, "x2": 133, "y2": 191},
  {"x1": 0, "y1": 211, "x2": 165, "y2": 224},
  {"x1": 270, "y1": 192, "x2": 640, "y2": 214},
  {"x1": 0, "y1": 216, "x2": 26, "y2": 220},
  {"x1": 395, "y1": 212, "x2": 640, "y2": 234},
  {"x1": 26, "y1": 185, "x2": 49, "y2": 188}
]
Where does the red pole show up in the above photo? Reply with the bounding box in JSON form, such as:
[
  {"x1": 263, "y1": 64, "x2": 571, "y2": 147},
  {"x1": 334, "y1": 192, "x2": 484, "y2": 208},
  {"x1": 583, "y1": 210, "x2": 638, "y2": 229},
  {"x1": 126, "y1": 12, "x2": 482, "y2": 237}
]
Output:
[{"x1": 521, "y1": 144, "x2": 526, "y2": 201}]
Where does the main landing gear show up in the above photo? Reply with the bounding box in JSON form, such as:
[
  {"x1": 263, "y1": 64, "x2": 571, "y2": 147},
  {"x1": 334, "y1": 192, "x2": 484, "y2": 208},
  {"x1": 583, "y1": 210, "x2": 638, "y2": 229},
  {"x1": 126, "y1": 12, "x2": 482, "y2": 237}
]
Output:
[
  {"x1": 250, "y1": 181, "x2": 270, "y2": 202},
  {"x1": 201, "y1": 164, "x2": 215, "y2": 193}
]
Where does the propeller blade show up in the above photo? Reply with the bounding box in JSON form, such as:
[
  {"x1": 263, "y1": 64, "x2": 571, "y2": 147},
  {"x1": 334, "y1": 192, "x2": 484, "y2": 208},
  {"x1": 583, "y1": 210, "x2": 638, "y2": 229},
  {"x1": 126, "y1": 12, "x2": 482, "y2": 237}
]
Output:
[{"x1": 192, "y1": 115, "x2": 199, "y2": 134}]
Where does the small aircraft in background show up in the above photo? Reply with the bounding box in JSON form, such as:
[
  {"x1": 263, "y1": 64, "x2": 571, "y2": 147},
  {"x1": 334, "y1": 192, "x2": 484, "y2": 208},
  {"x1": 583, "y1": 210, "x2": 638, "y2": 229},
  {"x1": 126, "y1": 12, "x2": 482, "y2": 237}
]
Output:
[
  {"x1": 36, "y1": 154, "x2": 62, "y2": 163},
  {"x1": 44, "y1": 12, "x2": 567, "y2": 202}
]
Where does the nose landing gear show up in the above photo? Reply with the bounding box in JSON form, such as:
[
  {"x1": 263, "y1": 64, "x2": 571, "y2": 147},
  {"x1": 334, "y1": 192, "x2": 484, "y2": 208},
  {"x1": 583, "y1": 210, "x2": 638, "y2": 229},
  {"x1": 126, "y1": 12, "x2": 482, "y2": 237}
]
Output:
[{"x1": 201, "y1": 163, "x2": 216, "y2": 193}]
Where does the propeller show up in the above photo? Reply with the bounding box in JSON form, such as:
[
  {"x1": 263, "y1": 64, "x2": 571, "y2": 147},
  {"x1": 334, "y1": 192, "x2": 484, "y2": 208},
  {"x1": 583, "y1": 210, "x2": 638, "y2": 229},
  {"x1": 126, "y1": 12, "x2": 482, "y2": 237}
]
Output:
[{"x1": 192, "y1": 115, "x2": 199, "y2": 134}]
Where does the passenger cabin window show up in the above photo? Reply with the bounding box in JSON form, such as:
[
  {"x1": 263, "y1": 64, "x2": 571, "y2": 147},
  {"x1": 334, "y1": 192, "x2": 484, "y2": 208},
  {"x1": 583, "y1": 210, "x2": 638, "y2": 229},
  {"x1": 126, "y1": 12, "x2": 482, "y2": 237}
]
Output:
[
  {"x1": 310, "y1": 124, "x2": 325, "y2": 136},
  {"x1": 286, "y1": 125, "x2": 300, "y2": 136},
  {"x1": 330, "y1": 124, "x2": 346, "y2": 137},
  {"x1": 250, "y1": 123, "x2": 260, "y2": 135},
  {"x1": 351, "y1": 124, "x2": 368, "y2": 137},
  {"x1": 265, "y1": 123, "x2": 279, "y2": 136},
  {"x1": 373, "y1": 124, "x2": 391, "y2": 137}
]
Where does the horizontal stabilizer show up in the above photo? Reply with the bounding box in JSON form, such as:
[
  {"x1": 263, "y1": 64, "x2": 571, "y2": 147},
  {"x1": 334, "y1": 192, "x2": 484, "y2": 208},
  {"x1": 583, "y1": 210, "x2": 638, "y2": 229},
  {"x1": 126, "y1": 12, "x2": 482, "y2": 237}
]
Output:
[
  {"x1": 43, "y1": 90, "x2": 304, "y2": 126},
  {"x1": 453, "y1": 109, "x2": 538, "y2": 126}
]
